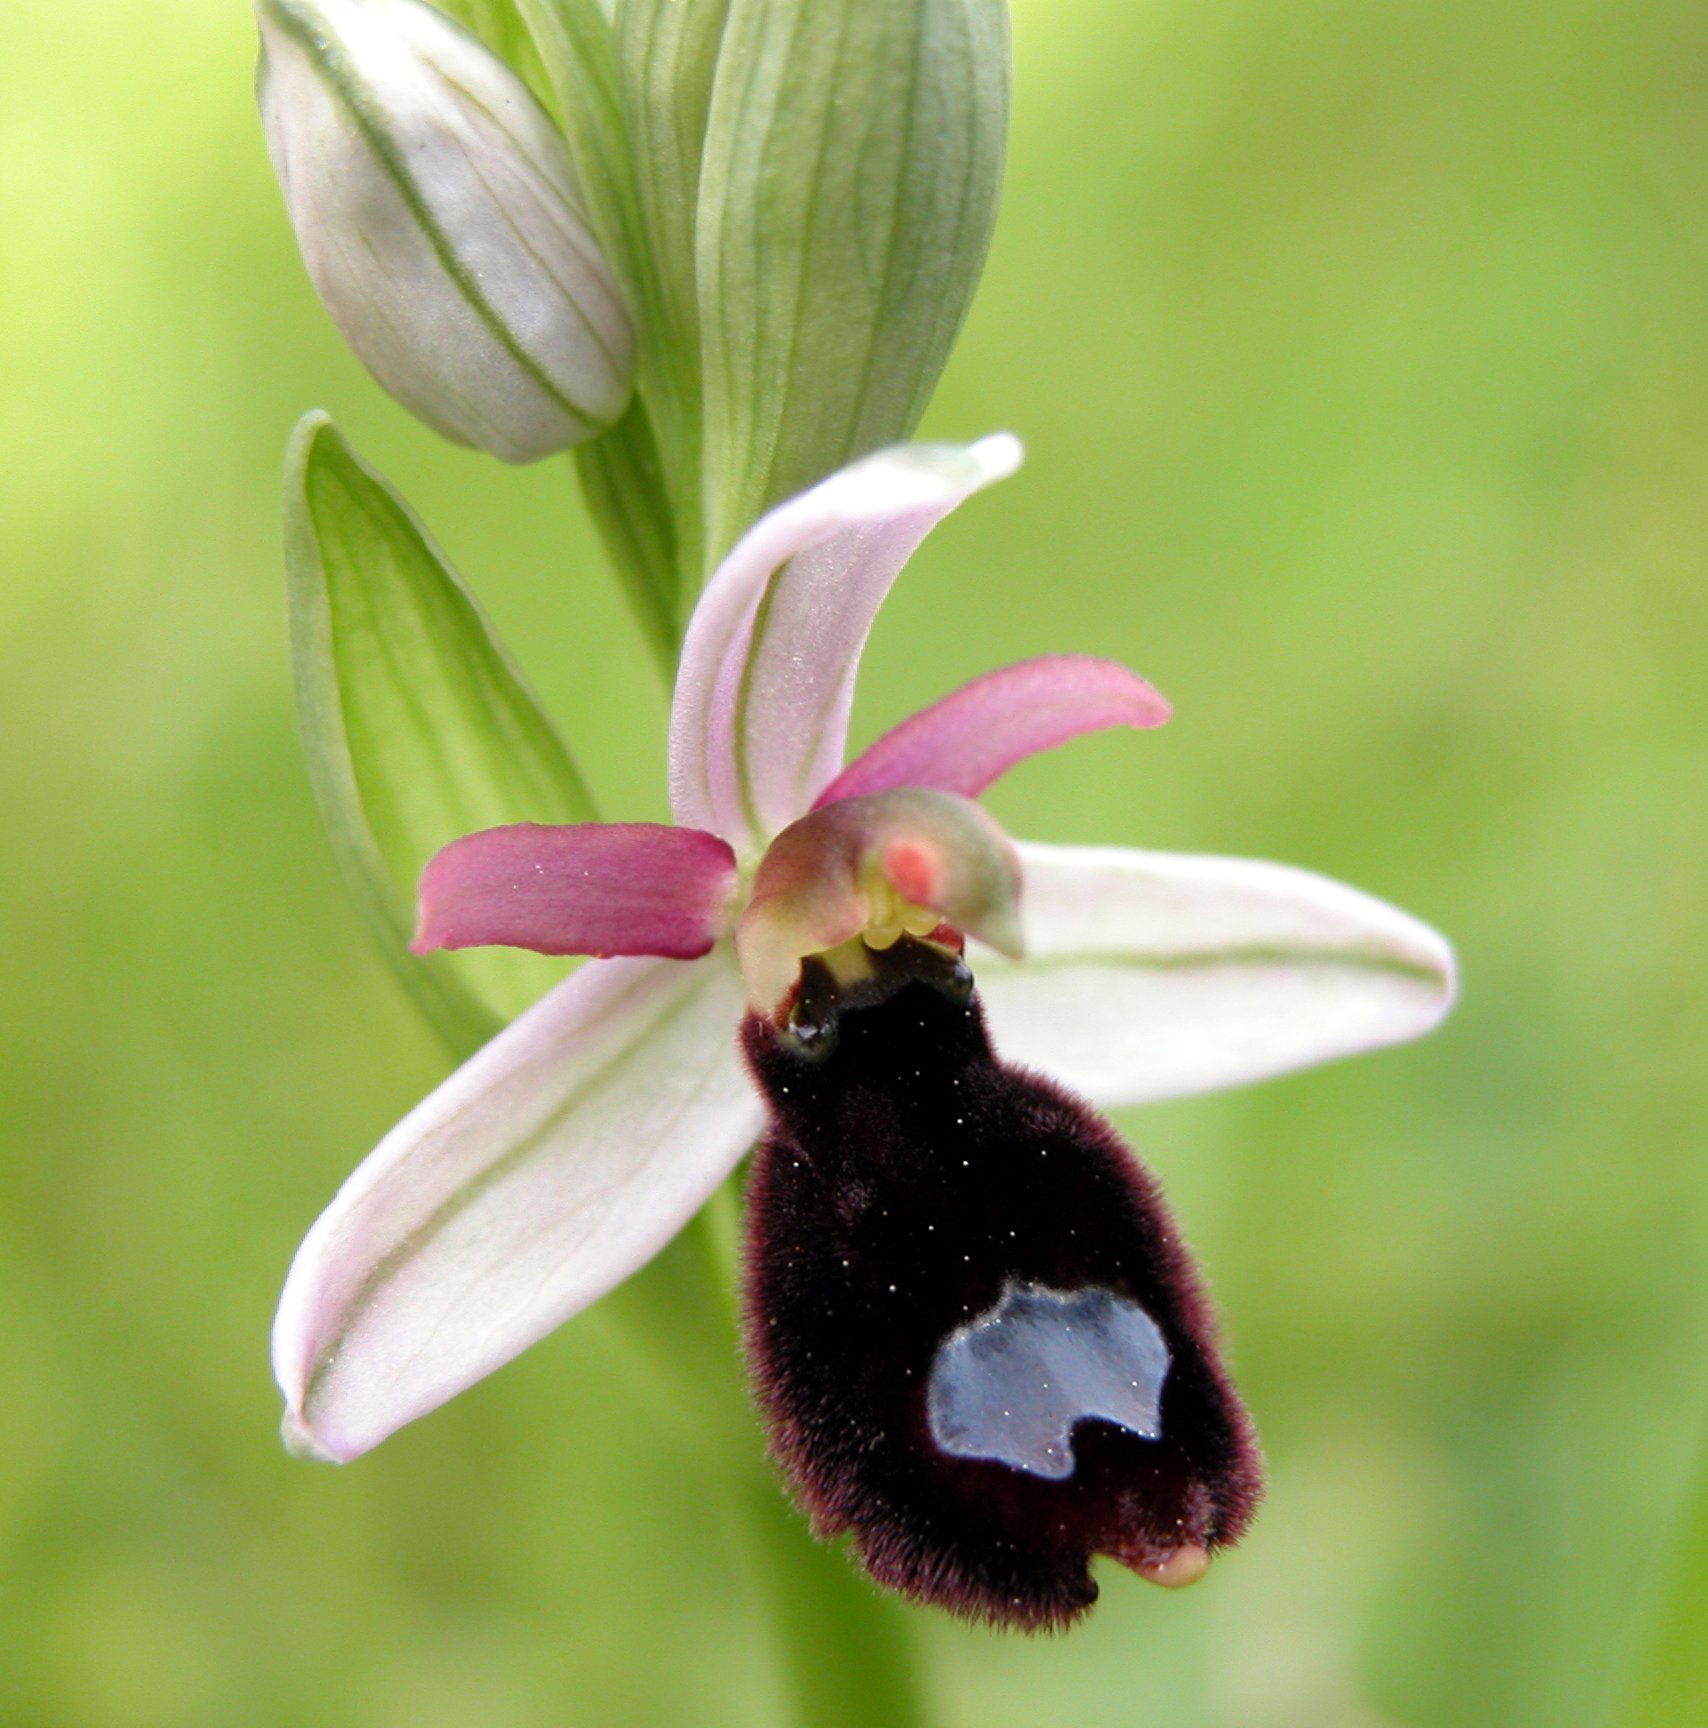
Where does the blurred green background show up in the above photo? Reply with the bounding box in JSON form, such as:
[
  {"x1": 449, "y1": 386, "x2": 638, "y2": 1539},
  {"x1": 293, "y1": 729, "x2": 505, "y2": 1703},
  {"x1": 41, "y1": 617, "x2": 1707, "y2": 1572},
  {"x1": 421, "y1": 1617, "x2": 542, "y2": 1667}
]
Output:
[{"x1": 5, "y1": 0, "x2": 1708, "y2": 1723}]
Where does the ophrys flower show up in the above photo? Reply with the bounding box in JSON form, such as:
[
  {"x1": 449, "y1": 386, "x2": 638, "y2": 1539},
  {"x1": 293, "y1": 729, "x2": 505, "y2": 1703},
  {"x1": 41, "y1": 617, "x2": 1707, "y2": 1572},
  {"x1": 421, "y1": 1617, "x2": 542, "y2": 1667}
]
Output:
[{"x1": 273, "y1": 436, "x2": 1455, "y2": 1619}]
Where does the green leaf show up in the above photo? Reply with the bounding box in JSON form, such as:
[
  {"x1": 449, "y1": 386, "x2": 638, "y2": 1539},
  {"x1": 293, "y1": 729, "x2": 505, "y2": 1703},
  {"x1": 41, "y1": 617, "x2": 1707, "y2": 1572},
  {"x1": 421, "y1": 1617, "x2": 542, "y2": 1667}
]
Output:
[
  {"x1": 697, "y1": 0, "x2": 1010, "y2": 562},
  {"x1": 1621, "y1": 1424, "x2": 1708, "y2": 1727},
  {"x1": 285, "y1": 412, "x2": 598, "y2": 1050}
]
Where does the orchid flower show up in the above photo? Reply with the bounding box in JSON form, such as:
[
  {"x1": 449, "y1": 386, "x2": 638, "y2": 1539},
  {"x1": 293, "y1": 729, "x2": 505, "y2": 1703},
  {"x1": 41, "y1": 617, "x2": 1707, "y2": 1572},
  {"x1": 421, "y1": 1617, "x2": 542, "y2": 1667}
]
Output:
[{"x1": 273, "y1": 434, "x2": 1455, "y2": 1623}]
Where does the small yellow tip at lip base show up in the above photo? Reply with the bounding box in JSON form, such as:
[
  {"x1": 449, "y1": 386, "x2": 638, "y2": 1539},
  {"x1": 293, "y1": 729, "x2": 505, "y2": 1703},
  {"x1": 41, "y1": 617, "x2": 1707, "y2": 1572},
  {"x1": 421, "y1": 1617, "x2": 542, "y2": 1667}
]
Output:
[
  {"x1": 1135, "y1": 1544, "x2": 1211, "y2": 1589},
  {"x1": 280, "y1": 1409, "x2": 341, "y2": 1464}
]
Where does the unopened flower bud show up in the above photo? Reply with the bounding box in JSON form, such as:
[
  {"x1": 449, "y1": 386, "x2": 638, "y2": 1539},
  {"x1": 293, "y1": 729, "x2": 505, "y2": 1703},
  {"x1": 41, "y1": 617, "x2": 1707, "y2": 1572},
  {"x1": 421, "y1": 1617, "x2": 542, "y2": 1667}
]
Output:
[{"x1": 257, "y1": 0, "x2": 634, "y2": 462}]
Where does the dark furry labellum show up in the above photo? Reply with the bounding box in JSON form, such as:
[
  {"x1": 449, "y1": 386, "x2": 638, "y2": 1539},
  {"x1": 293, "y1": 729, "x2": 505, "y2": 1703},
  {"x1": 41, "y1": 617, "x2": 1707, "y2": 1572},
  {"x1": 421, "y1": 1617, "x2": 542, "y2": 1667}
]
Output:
[{"x1": 740, "y1": 939, "x2": 1263, "y2": 1630}]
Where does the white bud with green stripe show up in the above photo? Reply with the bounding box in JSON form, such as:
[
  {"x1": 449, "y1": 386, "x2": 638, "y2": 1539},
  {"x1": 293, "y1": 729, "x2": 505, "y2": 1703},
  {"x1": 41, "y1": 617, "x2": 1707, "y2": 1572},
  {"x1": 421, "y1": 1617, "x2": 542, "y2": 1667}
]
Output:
[{"x1": 257, "y1": 0, "x2": 634, "y2": 462}]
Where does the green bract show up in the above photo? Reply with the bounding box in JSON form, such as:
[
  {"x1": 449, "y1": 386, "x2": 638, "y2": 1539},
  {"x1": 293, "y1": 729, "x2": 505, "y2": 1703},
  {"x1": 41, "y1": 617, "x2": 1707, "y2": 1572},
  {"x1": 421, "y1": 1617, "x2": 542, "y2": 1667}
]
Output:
[
  {"x1": 258, "y1": 0, "x2": 635, "y2": 462},
  {"x1": 284, "y1": 413, "x2": 597, "y2": 1050},
  {"x1": 429, "y1": 0, "x2": 550, "y2": 94},
  {"x1": 696, "y1": 0, "x2": 1010, "y2": 559},
  {"x1": 521, "y1": 0, "x2": 1012, "y2": 617}
]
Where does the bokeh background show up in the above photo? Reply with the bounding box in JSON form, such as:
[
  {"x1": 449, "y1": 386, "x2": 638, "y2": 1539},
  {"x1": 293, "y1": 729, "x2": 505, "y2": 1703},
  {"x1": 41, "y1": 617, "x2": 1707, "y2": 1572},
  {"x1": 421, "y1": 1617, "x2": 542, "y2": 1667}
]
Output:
[{"x1": 5, "y1": 0, "x2": 1708, "y2": 1723}]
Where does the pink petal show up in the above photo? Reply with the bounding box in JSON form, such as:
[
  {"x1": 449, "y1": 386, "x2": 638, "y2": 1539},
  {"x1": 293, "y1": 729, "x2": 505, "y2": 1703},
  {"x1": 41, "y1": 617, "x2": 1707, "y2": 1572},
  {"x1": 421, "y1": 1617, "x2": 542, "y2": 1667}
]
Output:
[
  {"x1": 669, "y1": 436, "x2": 1023, "y2": 853},
  {"x1": 814, "y1": 655, "x2": 1171, "y2": 808},
  {"x1": 273, "y1": 953, "x2": 761, "y2": 1462},
  {"x1": 412, "y1": 822, "x2": 738, "y2": 959},
  {"x1": 973, "y1": 842, "x2": 1458, "y2": 1107}
]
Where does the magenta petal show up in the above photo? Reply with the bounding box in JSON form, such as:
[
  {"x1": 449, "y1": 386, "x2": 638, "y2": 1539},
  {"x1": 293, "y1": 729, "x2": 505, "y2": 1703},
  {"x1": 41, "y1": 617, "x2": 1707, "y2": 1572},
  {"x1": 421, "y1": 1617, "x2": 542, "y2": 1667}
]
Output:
[
  {"x1": 815, "y1": 656, "x2": 1171, "y2": 808},
  {"x1": 413, "y1": 822, "x2": 739, "y2": 959}
]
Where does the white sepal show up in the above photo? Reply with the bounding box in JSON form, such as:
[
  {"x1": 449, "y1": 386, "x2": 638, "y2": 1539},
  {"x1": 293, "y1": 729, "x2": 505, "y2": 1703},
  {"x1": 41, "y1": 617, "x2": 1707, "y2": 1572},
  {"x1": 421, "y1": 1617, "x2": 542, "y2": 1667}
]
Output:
[
  {"x1": 257, "y1": 0, "x2": 633, "y2": 461},
  {"x1": 977, "y1": 842, "x2": 1457, "y2": 1106},
  {"x1": 273, "y1": 953, "x2": 759, "y2": 1461}
]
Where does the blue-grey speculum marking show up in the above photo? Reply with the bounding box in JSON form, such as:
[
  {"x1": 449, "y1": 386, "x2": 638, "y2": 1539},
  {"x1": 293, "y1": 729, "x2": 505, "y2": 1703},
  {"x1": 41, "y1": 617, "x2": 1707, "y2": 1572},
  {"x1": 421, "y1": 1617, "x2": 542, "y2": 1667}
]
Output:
[{"x1": 926, "y1": 1281, "x2": 1172, "y2": 1480}]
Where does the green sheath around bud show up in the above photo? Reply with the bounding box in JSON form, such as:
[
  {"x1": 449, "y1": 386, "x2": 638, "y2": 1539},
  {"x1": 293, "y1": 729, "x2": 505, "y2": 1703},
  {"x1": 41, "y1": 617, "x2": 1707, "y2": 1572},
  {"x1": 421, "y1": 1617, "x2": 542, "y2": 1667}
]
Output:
[
  {"x1": 257, "y1": 0, "x2": 634, "y2": 462},
  {"x1": 696, "y1": 0, "x2": 1010, "y2": 559}
]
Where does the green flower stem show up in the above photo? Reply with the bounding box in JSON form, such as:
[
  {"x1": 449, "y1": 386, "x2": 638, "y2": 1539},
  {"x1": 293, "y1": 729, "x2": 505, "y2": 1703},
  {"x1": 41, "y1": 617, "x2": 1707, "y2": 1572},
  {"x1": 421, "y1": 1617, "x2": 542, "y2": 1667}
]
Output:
[
  {"x1": 732, "y1": 1460, "x2": 927, "y2": 1728},
  {"x1": 1620, "y1": 1414, "x2": 1708, "y2": 1726},
  {"x1": 695, "y1": 1195, "x2": 927, "y2": 1728},
  {"x1": 597, "y1": 1192, "x2": 929, "y2": 1728},
  {"x1": 573, "y1": 431, "x2": 927, "y2": 1719}
]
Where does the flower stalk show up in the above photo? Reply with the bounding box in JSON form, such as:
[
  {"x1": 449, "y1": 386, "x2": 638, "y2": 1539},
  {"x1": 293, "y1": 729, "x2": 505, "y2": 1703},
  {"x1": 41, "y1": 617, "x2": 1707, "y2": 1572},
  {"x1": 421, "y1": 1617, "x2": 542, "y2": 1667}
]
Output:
[
  {"x1": 687, "y1": 1205, "x2": 929, "y2": 1728},
  {"x1": 735, "y1": 1463, "x2": 927, "y2": 1728},
  {"x1": 594, "y1": 1195, "x2": 928, "y2": 1724}
]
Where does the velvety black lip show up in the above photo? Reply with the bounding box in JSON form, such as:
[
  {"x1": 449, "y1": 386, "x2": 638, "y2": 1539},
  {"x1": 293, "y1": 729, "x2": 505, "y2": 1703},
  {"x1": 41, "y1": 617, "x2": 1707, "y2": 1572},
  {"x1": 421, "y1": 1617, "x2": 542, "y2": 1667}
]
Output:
[{"x1": 740, "y1": 939, "x2": 1263, "y2": 1630}]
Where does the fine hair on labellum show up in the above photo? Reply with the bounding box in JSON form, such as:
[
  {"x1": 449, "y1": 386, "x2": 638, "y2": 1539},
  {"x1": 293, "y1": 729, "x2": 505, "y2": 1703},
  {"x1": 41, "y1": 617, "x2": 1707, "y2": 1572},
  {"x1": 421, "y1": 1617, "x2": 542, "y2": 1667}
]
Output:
[{"x1": 740, "y1": 939, "x2": 1263, "y2": 1630}]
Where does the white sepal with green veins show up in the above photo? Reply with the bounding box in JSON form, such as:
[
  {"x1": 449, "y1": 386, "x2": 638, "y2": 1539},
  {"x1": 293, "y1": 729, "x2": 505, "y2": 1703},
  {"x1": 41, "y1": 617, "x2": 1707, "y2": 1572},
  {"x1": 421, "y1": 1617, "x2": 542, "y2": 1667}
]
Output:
[{"x1": 257, "y1": 0, "x2": 634, "y2": 462}]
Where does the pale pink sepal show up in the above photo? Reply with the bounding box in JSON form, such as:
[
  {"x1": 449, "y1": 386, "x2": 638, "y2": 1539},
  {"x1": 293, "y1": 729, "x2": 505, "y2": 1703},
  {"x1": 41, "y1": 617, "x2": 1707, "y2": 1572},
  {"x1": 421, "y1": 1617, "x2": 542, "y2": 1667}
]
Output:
[
  {"x1": 273, "y1": 953, "x2": 760, "y2": 1462},
  {"x1": 669, "y1": 436, "x2": 1023, "y2": 853},
  {"x1": 975, "y1": 842, "x2": 1457, "y2": 1107},
  {"x1": 814, "y1": 656, "x2": 1171, "y2": 809},
  {"x1": 412, "y1": 822, "x2": 738, "y2": 959}
]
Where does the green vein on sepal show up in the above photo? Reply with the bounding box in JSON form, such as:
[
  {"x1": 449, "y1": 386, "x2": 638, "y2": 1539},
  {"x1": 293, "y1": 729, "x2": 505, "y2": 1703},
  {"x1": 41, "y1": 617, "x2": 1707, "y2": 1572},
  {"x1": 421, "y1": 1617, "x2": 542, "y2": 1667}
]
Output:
[
  {"x1": 299, "y1": 958, "x2": 714, "y2": 1419},
  {"x1": 259, "y1": 0, "x2": 600, "y2": 438},
  {"x1": 429, "y1": 0, "x2": 553, "y2": 108},
  {"x1": 976, "y1": 945, "x2": 1451, "y2": 987}
]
